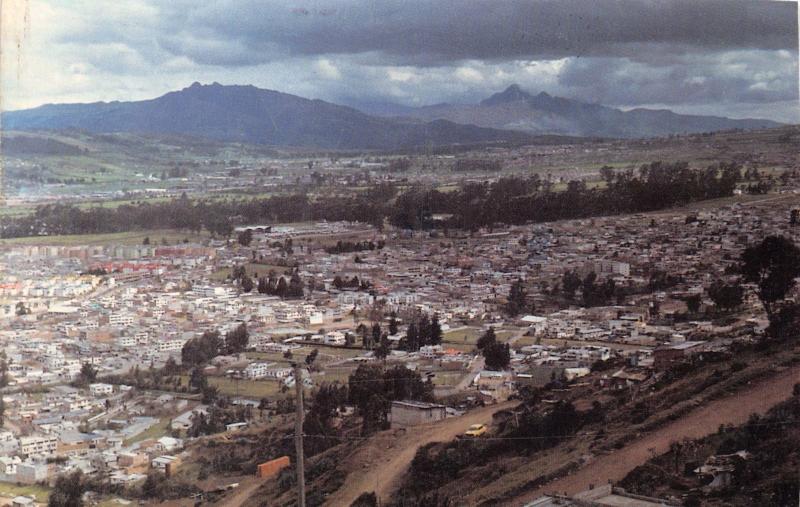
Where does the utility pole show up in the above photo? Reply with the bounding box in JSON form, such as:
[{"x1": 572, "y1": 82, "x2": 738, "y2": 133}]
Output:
[{"x1": 293, "y1": 362, "x2": 306, "y2": 507}]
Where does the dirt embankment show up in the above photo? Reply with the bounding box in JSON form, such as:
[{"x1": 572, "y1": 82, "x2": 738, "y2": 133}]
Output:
[
  {"x1": 324, "y1": 401, "x2": 517, "y2": 506},
  {"x1": 508, "y1": 363, "x2": 800, "y2": 505}
]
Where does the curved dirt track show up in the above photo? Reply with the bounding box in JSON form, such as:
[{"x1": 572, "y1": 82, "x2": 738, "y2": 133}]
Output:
[
  {"x1": 324, "y1": 401, "x2": 517, "y2": 506},
  {"x1": 510, "y1": 364, "x2": 800, "y2": 505}
]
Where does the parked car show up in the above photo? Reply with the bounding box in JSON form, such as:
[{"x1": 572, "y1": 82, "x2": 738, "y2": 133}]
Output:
[{"x1": 464, "y1": 423, "x2": 487, "y2": 437}]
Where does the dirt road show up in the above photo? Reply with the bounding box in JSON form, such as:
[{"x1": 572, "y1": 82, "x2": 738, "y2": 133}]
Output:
[
  {"x1": 511, "y1": 363, "x2": 800, "y2": 505},
  {"x1": 324, "y1": 401, "x2": 516, "y2": 506},
  {"x1": 212, "y1": 476, "x2": 262, "y2": 507}
]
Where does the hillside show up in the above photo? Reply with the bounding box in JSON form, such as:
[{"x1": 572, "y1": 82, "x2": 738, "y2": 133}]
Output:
[
  {"x1": 371, "y1": 84, "x2": 783, "y2": 138},
  {"x1": 1, "y1": 83, "x2": 535, "y2": 150},
  {"x1": 619, "y1": 392, "x2": 800, "y2": 506}
]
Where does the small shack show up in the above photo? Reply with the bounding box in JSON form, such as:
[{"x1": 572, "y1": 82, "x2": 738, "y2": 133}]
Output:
[
  {"x1": 390, "y1": 400, "x2": 447, "y2": 428},
  {"x1": 257, "y1": 456, "x2": 291, "y2": 479}
]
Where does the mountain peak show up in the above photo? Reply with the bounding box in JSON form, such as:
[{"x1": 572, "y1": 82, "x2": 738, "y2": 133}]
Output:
[{"x1": 481, "y1": 84, "x2": 532, "y2": 106}]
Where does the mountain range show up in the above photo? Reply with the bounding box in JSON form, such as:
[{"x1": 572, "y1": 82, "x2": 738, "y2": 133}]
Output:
[
  {"x1": 2, "y1": 83, "x2": 782, "y2": 150},
  {"x1": 364, "y1": 84, "x2": 782, "y2": 138}
]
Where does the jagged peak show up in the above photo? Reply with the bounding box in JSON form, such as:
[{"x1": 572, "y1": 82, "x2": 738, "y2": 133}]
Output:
[{"x1": 481, "y1": 84, "x2": 532, "y2": 106}]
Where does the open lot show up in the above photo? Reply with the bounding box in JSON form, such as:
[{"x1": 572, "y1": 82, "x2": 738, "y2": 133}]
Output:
[
  {"x1": 0, "y1": 481, "x2": 51, "y2": 503},
  {"x1": 0, "y1": 228, "x2": 209, "y2": 247}
]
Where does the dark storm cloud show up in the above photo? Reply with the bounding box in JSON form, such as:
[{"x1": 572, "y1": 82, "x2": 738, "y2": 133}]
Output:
[
  {"x1": 8, "y1": 0, "x2": 797, "y2": 123},
  {"x1": 156, "y1": 0, "x2": 797, "y2": 66},
  {"x1": 557, "y1": 50, "x2": 798, "y2": 106}
]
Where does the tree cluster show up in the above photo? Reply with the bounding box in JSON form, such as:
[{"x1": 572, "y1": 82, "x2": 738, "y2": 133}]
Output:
[
  {"x1": 708, "y1": 280, "x2": 744, "y2": 313},
  {"x1": 325, "y1": 240, "x2": 385, "y2": 254},
  {"x1": 476, "y1": 328, "x2": 511, "y2": 371},
  {"x1": 182, "y1": 324, "x2": 255, "y2": 369},
  {"x1": 398, "y1": 312, "x2": 443, "y2": 351},
  {"x1": 332, "y1": 275, "x2": 371, "y2": 291},
  {"x1": 348, "y1": 364, "x2": 433, "y2": 434},
  {"x1": 0, "y1": 161, "x2": 741, "y2": 239},
  {"x1": 741, "y1": 236, "x2": 800, "y2": 317},
  {"x1": 506, "y1": 278, "x2": 531, "y2": 316},
  {"x1": 256, "y1": 271, "x2": 304, "y2": 298}
]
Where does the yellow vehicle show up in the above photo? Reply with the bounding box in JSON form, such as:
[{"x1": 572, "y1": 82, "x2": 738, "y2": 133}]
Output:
[{"x1": 464, "y1": 423, "x2": 487, "y2": 437}]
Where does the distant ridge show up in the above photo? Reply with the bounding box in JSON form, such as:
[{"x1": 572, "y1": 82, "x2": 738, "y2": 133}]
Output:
[
  {"x1": 1, "y1": 83, "x2": 537, "y2": 150},
  {"x1": 362, "y1": 84, "x2": 782, "y2": 138}
]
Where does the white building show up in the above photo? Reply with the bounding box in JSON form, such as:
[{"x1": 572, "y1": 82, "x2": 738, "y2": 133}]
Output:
[
  {"x1": 109, "y1": 312, "x2": 135, "y2": 327},
  {"x1": 89, "y1": 383, "x2": 114, "y2": 397},
  {"x1": 243, "y1": 362, "x2": 273, "y2": 379},
  {"x1": 19, "y1": 435, "x2": 57, "y2": 457},
  {"x1": 324, "y1": 331, "x2": 346, "y2": 345}
]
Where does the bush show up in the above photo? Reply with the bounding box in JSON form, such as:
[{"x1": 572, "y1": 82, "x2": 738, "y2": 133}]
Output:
[{"x1": 350, "y1": 492, "x2": 378, "y2": 507}]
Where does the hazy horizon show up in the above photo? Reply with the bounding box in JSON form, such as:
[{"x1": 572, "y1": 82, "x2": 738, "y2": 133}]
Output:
[{"x1": 1, "y1": 0, "x2": 798, "y2": 123}]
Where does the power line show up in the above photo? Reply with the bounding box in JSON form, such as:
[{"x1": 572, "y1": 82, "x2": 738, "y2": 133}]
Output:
[
  {"x1": 293, "y1": 362, "x2": 306, "y2": 507},
  {"x1": 254, "y1": 416, "x2": 798, "y2": 444}
]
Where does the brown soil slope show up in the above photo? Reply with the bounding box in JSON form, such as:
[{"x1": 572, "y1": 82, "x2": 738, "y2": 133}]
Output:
[
  {"x1": 508, "y1": 363, "x2": 800, "y2": 505},
  {"x1": 325, "y1": 401, "x2": 516, "y2": 506}
]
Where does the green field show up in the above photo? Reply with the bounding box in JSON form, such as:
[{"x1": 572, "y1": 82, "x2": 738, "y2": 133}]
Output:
[
  {"x1": 0, "y1": 228, "x2": 209, "y2": 247},
  {"x1": 430, "y1": 371, "x2": 465, "y2": 386},
  {"x1": 443, "y1": 327, "x2": 514, "y2": 344},
  {"x1": 443, "y1": 327, "x2": 482, "y2": 344},
  {"x1": 208, "y1": 376, "x2": 283, "y2": 399},
  {"x1": 313, "y1": 367, "x2": 354, "y2": 385},
  {"x1": 0, "y1": 481, "x2": 51, "y2": 502},
  {"x1": 124, "y1": 417, "x2": 172, "y2": 446}
]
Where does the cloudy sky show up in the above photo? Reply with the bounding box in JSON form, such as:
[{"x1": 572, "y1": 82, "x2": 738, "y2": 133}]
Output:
[{"x1": 1, "y1": 0, "x2": 798, "y2": 122}]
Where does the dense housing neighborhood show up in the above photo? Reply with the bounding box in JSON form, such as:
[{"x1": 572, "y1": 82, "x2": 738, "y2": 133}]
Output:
[
  {"x1": 0, "y1": 143, "x2": 798, "y2": 504},
  {"x1": 0, "y1": 1, "x2": 799, "y2": 503}
]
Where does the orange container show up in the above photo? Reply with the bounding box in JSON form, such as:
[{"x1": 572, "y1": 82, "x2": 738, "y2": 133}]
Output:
[{"x1": 256, "y1": 456, "x2": 291, "y2": 478}]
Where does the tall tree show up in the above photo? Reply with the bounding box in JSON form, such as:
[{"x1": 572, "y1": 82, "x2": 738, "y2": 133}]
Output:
[
  {"x1": 741, "y1": 236, "x2": 800, "y2": 316},
  {"x1": 0, "y1": 354, "x2": 9, "y2": 388},
  {"x1": 561, "y1": 271, "x2": 582, "y2": 300},
  {"x1": 237, "y1": 229, "x2": 253, "y2": 247},
  {"x1": 708, "y1": 280, "x2": 744, "y2": 313},
  {"x1": 428, "y1": 314, "x2": 443, "y2": 346},
  {"x1": 483, "y1": 342, "x2": 511, "y2": 371},
  {"x1": 275, "y1": 277, "x2": 289, "y2": 298},
  {"x1": 375, "y1": 334, "x2": 390, "y2": 362},
  {"x1": 370, "y1": 323, "x2": 382, "y2": 350},
  {"x1": 225, "y1": 323, "x2": 249, "y2": 354},
  {"x1": 403, "y1": 322, "x2": 420, "y2": 351},
  {"x1": 288, "y1": 272, "x2": 305, "y2": 298},
  {"x1": 685, "y1": 294, "x2": 702, "y2": 314},
  {"x1": 48, "y1": 471, "x2": 85, "y2": 507},
  {"x1": 506, "y1": 278, "x2": 529, "y2": 316},
  {"x1": 477, "y1": 328, "x2": 497, "y2": 351},
  {"x1": 77, "y1": 363, "x2": 98, "y2": 386},
  {"x1": 305, "y1": 348, "x2": 319, "y2": 366}
]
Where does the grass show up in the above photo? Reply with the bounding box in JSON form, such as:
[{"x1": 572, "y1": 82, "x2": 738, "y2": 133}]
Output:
[
  {"x1": 207, "y1": 376, "x2": 283, "y2": 399},
  {"x1": 313, "y1": 367, "x2": 354, "y2": 384},
  {"x1": 0, "y1": 229, "x2": 209, "y2": 247},
  {"x1": 0, "y1": 481, "x2": 51, "y2": 502},
  {"x1": 124, "y1": 417, "x2": 171, "y2": 446},
  {"x1": 430, "y1": 371, "x2": 465, "y2": 386},
  {"x1": 443, "y1": 327, "x2": 514, "y2": 345},
  {"x1": 442, "y1": 327, "x2": 482, "y2": 345},
  {"x1": 513, "y1": 334, "x2": 541, "y2": 348},
  {"x1": 97, "y1": 499, "x2": 132, "y2": 507}
]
